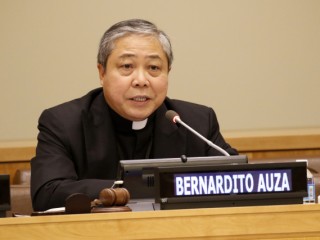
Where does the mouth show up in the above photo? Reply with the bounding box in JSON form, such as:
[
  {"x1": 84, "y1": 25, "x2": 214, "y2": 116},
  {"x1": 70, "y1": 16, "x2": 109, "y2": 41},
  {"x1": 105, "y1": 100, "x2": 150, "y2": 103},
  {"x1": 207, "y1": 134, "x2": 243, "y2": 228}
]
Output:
[{"x1": 130, "y1": 96, "x2": 150, "y2": 102}]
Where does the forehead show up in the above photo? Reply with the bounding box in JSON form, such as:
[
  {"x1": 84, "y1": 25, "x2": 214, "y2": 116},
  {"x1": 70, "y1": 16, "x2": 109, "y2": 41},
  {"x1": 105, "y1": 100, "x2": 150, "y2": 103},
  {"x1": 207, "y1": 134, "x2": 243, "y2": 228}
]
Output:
[{"x1": 111, "y1": 34, "x2": 167, "y2": 59}]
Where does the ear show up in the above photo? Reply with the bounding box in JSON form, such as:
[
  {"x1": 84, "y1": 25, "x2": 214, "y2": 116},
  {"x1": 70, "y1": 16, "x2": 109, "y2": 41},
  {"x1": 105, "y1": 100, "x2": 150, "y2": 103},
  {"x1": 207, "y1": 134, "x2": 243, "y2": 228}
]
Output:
[{"x1": 97, "y1": 64, "x2": 105, "y2": 86}]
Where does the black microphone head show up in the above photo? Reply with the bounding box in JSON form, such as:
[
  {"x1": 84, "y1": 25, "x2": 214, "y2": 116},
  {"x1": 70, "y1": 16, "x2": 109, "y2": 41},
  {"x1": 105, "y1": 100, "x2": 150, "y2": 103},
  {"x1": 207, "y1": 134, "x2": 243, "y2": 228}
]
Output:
[{"x1": 165, "y1": 110, "x2": 179, "y2": 123}]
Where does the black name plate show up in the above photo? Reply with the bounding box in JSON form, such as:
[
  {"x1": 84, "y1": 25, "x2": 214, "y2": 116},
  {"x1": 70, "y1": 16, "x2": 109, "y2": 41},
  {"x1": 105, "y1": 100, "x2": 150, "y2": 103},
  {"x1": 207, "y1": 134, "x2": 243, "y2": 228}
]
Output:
[
  {"x1": 154, "y1": 162, "x2": 307, "y2": 210},
  {"x1": 175, "y1": 169, "x2": 292, "y2": 196}
]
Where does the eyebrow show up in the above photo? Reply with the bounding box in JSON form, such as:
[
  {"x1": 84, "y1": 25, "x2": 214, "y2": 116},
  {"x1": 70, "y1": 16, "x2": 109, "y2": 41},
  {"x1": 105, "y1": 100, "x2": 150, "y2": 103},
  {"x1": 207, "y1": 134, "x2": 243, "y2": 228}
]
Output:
[
  {"x1": 118, "y1": 53, "x2": 136, "y2": 59},
  {"x1": 146, "y1": 54, "x2": 162, "y2": 61},
  {"x1": 118, "y1": 53, "x2": 163, "y2": 61}
]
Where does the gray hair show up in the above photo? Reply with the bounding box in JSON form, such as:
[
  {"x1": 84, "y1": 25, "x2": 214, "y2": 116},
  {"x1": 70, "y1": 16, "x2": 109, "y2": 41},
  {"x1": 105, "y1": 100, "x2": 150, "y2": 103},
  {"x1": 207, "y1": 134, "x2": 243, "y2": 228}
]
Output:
[{"x1": 97, "y1": 19, "x2": 173, "y2": 69}]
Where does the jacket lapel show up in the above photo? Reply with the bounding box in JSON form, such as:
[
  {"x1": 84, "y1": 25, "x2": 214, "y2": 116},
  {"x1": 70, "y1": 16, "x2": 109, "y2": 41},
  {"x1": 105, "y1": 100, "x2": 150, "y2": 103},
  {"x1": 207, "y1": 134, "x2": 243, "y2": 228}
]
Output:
[
  {"x1": 82, "y1": 93, "x2": 119, "y2": 179},
  {"x1": 153, "y1": 104, "x2": 187, "y2": 158}
]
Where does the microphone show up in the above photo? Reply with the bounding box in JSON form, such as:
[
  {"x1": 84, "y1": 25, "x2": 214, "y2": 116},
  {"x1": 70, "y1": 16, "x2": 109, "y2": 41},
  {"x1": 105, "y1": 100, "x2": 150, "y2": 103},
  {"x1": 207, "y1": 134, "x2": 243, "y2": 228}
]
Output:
[{"x1": 165, "y1": 110, "x2": 230, "y2": 156}]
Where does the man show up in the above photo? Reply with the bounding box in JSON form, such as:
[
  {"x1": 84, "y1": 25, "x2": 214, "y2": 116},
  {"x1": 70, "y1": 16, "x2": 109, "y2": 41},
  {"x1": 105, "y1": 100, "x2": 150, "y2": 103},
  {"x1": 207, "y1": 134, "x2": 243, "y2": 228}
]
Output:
[{"x1": 31, "y1": 19, "x2": 237, "y2": 211}]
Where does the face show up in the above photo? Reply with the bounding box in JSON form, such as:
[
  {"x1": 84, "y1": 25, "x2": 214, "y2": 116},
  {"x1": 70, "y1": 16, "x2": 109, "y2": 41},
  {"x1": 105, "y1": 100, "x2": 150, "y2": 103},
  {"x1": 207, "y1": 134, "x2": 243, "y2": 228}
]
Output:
[{"x1": 98, "y1": 34, "x2": 169, "y2": 121}]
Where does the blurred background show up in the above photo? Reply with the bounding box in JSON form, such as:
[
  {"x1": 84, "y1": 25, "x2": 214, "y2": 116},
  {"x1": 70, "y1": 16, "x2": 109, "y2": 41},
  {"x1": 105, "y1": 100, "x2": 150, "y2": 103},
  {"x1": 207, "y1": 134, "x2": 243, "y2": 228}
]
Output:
[{"x1": 1, "y1": 0, "x2": 319, "y2": 141}]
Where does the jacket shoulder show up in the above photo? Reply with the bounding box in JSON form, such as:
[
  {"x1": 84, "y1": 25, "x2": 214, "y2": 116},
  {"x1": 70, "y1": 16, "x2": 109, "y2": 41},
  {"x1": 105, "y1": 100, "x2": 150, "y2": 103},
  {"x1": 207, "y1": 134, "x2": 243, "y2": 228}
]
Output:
[{"x1": 42, "y1": 88, "x2": 103, "y2": 117}]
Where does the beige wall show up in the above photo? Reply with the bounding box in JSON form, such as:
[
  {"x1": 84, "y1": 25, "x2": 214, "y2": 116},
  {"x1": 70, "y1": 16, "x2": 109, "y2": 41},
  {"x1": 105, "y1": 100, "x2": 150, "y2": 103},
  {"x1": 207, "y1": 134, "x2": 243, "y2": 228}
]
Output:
[{"x1": 1, "y1": 0, "x2": 320, "y2": 141}]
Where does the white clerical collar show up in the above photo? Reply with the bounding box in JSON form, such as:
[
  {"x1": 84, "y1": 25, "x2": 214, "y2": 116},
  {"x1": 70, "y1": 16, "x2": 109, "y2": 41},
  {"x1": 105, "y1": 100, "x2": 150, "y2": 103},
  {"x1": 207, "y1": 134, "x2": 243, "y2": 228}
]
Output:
[{"x1": 132, "y1": 118, "x2": 148, "y2": 130}]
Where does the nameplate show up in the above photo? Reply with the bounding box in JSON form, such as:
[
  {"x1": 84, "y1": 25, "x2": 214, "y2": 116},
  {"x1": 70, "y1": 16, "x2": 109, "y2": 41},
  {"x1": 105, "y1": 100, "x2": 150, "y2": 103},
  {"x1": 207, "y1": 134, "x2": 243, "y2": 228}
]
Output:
[
  {"x1": 175, "y1": 169, "x2": 292, "y2": 196},
  {"x1": 154, "y1": 162, "x2": 307, "y2": 210}
]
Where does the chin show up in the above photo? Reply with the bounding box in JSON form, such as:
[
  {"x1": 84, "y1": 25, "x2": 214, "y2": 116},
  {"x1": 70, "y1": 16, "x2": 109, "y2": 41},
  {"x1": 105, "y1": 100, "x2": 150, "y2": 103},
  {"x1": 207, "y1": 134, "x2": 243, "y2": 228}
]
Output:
[
  {"x1": 125, "y1": 107, "x2": 156, "y2": 121},
  {"x1": 130, "y1": 116, "x2": 148, "y2": 121},
  {"x1": 129, "y1": 113, "x2": 151, "y2": 121}
]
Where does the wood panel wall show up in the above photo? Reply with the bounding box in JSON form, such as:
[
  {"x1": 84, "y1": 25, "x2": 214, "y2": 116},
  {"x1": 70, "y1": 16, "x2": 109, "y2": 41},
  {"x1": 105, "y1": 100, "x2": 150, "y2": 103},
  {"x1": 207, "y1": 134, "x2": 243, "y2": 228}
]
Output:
[{"x1": 1, "y1": 128, "x2": 320, "y2": 183}]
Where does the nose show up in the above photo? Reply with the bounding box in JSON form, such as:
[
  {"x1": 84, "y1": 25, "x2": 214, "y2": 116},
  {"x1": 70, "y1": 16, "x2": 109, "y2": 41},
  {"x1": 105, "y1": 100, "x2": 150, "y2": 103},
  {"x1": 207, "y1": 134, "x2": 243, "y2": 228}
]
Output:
[{"x1": 132, "y1": 68, "x2": 149, "y2": 87}]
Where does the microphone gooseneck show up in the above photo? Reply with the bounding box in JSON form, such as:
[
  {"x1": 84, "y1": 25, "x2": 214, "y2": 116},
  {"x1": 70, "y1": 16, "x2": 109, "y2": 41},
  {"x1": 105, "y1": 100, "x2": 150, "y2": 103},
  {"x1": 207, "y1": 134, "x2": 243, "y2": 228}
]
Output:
[{"x1": 165, "y1": 110, "x2": 230, "y2": 156}]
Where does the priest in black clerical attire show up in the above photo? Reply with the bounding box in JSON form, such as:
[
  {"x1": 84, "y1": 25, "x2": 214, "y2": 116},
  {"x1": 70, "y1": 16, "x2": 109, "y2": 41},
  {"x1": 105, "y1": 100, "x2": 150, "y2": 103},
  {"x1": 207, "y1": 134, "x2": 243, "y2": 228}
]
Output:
[{"x1": 31, "y1": 19, "x2": 238, "y2": 211}]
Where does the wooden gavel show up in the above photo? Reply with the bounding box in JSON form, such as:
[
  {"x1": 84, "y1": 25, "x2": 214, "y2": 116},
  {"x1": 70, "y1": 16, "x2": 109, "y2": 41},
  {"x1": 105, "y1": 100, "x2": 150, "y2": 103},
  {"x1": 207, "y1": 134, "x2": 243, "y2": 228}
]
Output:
[
  {"x1": 98, "y1": 187, "x2": 130, "y2": 207},
  {"x1": 90, "y1": 187, "x2": 131, "y2": 213}
]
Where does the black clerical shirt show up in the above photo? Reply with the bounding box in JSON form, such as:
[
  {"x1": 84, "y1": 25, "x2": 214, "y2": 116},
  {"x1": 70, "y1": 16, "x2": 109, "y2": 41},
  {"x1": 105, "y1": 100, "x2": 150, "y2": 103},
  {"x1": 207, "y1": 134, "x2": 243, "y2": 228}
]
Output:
[{"x1": 109, "y1": 109, "x2": 155, "y2": 160}]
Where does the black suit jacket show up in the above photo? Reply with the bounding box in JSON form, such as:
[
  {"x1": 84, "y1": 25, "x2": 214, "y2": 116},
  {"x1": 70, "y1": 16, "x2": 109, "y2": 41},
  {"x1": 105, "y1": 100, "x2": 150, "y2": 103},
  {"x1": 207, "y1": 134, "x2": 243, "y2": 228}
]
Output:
[{"x1": 31, "y1": 88, "x2": 237, "y2": 210}]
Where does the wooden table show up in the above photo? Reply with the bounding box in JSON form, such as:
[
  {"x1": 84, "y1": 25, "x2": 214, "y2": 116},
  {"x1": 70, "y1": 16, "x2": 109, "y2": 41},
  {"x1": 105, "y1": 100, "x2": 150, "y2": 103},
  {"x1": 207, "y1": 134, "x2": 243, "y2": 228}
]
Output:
[{"x1": 1, "y1": 204, "x2": 320, "y2": 239}]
